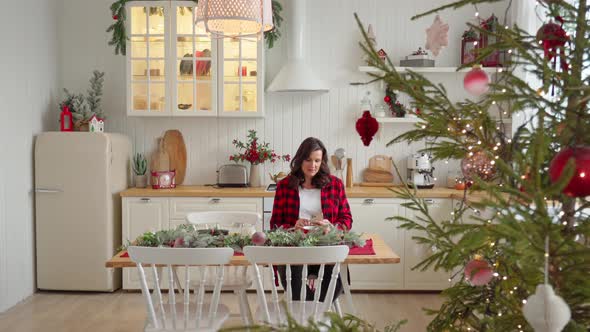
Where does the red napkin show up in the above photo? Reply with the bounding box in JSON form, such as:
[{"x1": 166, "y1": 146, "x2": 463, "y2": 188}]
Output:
[
  {"x1": 121, "y1": 251, "x2": 129, "y2": 258},
  {"x1": 233, "y1": 252, "x2": 244, "y2": 256},
  {"x1": 349, "y1": 239, "x2": 375, "y2": 255}
]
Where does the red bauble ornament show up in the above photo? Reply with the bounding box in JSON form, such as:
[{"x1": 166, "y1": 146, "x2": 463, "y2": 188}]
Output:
[
  {"x1": 548, "y1": 146, "x2": 590, "y2": 197},
  {"x1": 463, "y1": 66, "x2": 490, "y2": 96},
  {"x1": 464, "y1": 259, "x2": 494, "y2": 286},
  {"x1": 536, "y1": 19, "x2": 569, "y2": 71},
  {"x1": 384, "y1": 95, "x2": 391, "y2": 103},
  {"x1": 113, "y1": 15, "x2": 119, "y2": 20},
  {"x1": 461, "y1": 151, "x2": 496, "y2": 181},
  {"x1": 355, "y1": 111, "x2": 379, "y2": 146}
]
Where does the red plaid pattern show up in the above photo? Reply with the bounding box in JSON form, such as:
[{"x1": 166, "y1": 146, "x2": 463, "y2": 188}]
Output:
[{"x1": 270, "y1": 175, "x2": 353, "y2": 230}]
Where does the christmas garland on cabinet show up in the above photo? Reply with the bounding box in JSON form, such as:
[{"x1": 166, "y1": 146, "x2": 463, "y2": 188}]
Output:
[{"x1": 107, "y1": 0, "x2": 283, "y2": 55}]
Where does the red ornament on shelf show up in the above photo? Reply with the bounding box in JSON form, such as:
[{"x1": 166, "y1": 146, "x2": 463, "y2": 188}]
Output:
[
  {"x1": 355, "y1": 111, "x2": 379, "y2": 147},
  {"x1": 464, "y1": 259, "x2": 494, "y2": 286},
  {"x1": 463, "y1": 65, "x2": 490, "y2": 96},
  {"x1": 548, "y1": 146, "x2": 590, "y2": 197},
  {"x1": 113, "y1": 15, "x2": 118, "y2": 20},
  {"x1": 60, "y1": 105, "x2": 73, "y2": 132}
]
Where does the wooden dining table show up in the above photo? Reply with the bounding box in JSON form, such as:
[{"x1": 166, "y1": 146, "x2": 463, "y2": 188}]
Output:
[{"x1": 105, "y1": 233, "x2": 400, "y2": 314}]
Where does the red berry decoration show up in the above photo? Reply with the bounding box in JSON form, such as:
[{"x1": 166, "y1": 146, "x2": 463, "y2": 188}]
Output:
[
  {"x1": 536, "y1": 18, "x2": 569, "y2": 71},
  {"x1": 464, "y1": 259, "x2": 494, "y2": 286},
  {"x1": 463, "y1": 65, "x2": 490, "y2": 96},
  {"x1": 113, "y1": 15, "x2": 119, "y2": 20},
  {"x1": 355, "y1": 111, "x2": 379, "y2": 146},
  {"x1": 548, "y1": 146, "x2": 590, "y2": 197}
]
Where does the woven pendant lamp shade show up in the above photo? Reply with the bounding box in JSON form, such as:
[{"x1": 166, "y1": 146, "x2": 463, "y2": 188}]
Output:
[{"x1": 196, "y1": 0, "x2": 273, "y2": 37}]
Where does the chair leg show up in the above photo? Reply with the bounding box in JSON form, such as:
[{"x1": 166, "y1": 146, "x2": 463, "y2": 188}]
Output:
[
  {"x1": 237, "y1": 289, "x2": 254, "y2": 325},
  {"x1": 173, "y1": 267, "x2": 183, "y2": 292},
  {"x1": 334, "y1": 299, "x2": 343, "y2": 317}
]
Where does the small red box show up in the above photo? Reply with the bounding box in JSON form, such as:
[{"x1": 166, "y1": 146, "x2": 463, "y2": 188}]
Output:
[{"x1": 151, "y1": 170, "x2": 176, "y2": 189}]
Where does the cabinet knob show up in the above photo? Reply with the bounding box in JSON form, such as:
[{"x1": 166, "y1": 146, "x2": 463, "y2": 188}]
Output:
[
  {"x1": 140, "y1": 198, "x2": 151, "y2": 203},
  {"x1": 363, "y1": 198, "x2": 375, "y2": 205},
  {"x1": 210, "y1": 198, "x2": 221, "y2": 204}
]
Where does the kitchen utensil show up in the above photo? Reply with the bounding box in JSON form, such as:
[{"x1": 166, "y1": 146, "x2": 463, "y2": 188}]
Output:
[
  {"x1": 331, "y1": 155, "x2": 339, "y2": 170},
  {"x1": 407, "y1": 153, "x2": 435, "y2": 189},
  {"x1": 162, "y1": 130, "x2": 187, "y2": 185},
  {"x1": 335, "y1": 148, "x2": 346, "y2": 170},
  {"x1": 346, "y1": 158, "x2": 353, "y2": 188},
  {"x1": 217, "y1": 164, "x2": 248, "y2": 187}
]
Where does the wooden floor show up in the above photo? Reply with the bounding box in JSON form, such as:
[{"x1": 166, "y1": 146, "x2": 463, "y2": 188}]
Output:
[{"x1": 0, "y1": 291, "x2": 443, "y2": 332}]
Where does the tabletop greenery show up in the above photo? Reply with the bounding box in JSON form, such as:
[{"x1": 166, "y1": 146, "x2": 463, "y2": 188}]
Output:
[
  {"x1": 122, "y1": 224, "x2": 366, "y2": 252},
  {"x1": 107, "y1": 0, "x2": 283, "y2": 55}
]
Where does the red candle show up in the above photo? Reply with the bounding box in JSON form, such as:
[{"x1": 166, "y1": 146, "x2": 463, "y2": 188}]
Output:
[{"x1": 242, "y1": 66, "x2": 247, "y2": 77}]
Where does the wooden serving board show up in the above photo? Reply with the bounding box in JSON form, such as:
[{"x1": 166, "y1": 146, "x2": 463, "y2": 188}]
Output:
[
  {"x1": 368, "y1": 155, "x2": 393, "y2": 172},
  {"x1": 359, "y1": 182, "x2": 397, "y2": 187},
  {"x1": 162, "y1": 130, "x2": 187, "y2": 184},
  {"x1": 151, "y1": 138, "x2": 170, "y2": 172}
]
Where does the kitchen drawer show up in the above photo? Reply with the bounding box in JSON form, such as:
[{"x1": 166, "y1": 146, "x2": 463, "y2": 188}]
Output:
[{"x1": 169, "y1": 197, "x2": 263, "y2": 223}]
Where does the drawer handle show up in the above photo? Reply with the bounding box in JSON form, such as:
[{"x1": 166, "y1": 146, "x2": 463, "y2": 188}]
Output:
[
  {"x1": 424, "y1": 199, "x2": 435, "y2": 204},
  {"x1": 210, "y1": 198, "x2": 221, "y2": 204},
  {"x1": 140, "y1": 198, "x2": 151, "y2": 203},
  {"x1": 363, "y1": 198, "x2": 375, "y2": 205}
]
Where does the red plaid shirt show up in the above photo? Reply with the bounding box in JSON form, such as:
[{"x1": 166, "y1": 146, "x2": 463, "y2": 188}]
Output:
[{"x1": 270, "y1": 175, "x2": 353, "y2": 230}]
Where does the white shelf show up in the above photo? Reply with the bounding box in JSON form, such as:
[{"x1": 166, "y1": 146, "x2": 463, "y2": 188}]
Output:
[
  {"x1": 376, "y1": 117, "x2": 421, "y2": 123},
  {"x1": 359, "y1": 66, "x2": 501, "y2": 74}
]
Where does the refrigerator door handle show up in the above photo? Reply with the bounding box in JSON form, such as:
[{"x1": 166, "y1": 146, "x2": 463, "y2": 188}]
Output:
[{"x1": 35, "y1": 188, "x2": 63, "y2": 193}]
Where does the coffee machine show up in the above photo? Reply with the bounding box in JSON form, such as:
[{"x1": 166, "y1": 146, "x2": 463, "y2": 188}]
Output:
[{"x1": 407, "y1": 153, "x2": 435, "y2": 189}]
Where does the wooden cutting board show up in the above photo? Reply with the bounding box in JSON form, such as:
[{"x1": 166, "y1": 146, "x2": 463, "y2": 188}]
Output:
[
  {"x1": 162, "y1": 130, "x2": 187, "y2": 184},
  {"x1": 150, "y1": 138, "x2": 170, "y2": 172},
  {"x1": 368, "y1": 155, "x2": 393, "y2": 172},
  {"x1": 363, "y1": 168, "x2": 394, "y2": 183}
]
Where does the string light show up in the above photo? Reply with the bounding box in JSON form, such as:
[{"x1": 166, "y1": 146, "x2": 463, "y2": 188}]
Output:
[
  {"x1": 522, "y1": 299, "x2": 527, "y2": 304},
  {"x1": 475, "y1": 11, "x2": 480, "y2": 17}
]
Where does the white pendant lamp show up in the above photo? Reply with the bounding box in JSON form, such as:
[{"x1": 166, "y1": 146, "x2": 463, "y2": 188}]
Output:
[{"x1": 195, "y1": 0, "x2": 273, "y2": 38}]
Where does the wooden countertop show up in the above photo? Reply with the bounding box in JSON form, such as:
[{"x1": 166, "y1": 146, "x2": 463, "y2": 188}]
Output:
[
  {"x1": 105, "y1": 234, "x2": 400, "y2": 267},
  {"x1": 120, "y1": 185, "x2": 484, "y2": 200}
]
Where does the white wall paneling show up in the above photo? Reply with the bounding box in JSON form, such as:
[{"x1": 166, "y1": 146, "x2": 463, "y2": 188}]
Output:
[
  {"x1": 0, "y1": 1, "x2": 59, "y2": 312},
  {"x1": 60, "y1": 0, "x2": 508, "y2": 187}
]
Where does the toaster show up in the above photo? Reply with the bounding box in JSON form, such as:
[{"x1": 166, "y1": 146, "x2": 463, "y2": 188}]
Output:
[{"x1": 217, "y1": 164, "x2": 248, "y2": 187}]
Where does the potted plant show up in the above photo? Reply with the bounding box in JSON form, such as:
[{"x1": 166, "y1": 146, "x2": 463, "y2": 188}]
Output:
[
  {"x1": 229, "y1": 130, "x2": 290, "y2": 187},
  {"x1": 132, "y1": 153, "x2": 148, "y2": 188}
]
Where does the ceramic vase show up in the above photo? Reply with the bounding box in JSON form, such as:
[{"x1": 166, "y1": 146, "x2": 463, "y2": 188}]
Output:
[
  {"x1": 135, "y1": 175, "x2": 148, "y2": 188},
  {"x1": 250, "y1": 164, "x2": 261, "y2": 187}
]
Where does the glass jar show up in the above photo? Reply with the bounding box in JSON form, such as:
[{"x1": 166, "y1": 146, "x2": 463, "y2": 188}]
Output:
[
  {"x1": 360, "y1": 91, "x2": 372, "y2": 115},
  {"x1": 374, "y1": 103, "x2": 387, "y2": 118}
]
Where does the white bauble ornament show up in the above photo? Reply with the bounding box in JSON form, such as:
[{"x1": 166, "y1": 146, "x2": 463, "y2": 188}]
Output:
[
  {"x1": 463, "y1": 65, "x2": 490, "y2": 96},
  {"x1": 522, "y1": 284, "x2": 571, "y2": 332}
]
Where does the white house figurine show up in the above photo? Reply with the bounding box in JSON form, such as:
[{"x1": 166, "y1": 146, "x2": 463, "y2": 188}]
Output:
[{"x1": 89, "y1": 115, "x2": 104, "y2": 133}]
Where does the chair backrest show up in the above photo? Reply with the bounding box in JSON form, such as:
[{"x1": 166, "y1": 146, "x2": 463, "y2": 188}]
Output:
[
  {"x1": 186, "y1": 211, "x2": 261, "y2": 228},
  {"x1": 243, "y1": 246, "x2": 349, "y2": 325},
  {"x1": 128, "y1": 246, "x2": 233, "y2": 331}
]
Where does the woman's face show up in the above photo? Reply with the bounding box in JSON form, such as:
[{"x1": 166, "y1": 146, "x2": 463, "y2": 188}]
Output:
[{"x1": 302, "y1": 149, "x2": 323, "y2": 179}]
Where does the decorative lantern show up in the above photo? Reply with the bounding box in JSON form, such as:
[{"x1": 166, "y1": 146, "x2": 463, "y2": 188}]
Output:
[
  {"x1": 461, "y1": 28, "x2": 479, "y2": 65},
  {"x1": 60, "y1": 105, "x2": 73, "y2": 132},
  {"x1": 195, "y1": 0, "x2": 273, "y2": 38},
  {"x1": 479, "y1": 14, "x2": 502, "y2": 67},
  {"x1": 151, "y1": 170, "x2": 176, "y2": 189}
]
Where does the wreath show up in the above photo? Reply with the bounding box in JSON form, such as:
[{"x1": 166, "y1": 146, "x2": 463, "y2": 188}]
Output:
[{"x1": 107, "y1": 0, "x2": 283, "y2": 55}]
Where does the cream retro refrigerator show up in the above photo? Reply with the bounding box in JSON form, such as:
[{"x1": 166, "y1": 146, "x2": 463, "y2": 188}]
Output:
[{"x1": 35, "y1": 132, "x2": 130, "y2": 291}]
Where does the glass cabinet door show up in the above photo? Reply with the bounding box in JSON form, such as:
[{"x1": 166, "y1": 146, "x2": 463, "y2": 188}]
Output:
[
  {"x1": 171, "y1": 2, "x2": 216, "y2": 116},
  {"x1": 219, "y1": 36, "x2": 263, "y2": 117},
  {"x1": 127, "y1": 4, "x2": 170, "y2": 116}
]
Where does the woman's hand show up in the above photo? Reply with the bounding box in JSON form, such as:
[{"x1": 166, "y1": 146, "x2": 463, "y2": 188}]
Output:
[
  {"x1": 294, "y1": 218, "x2": 311, "y2": 230},
  {"x1": 312, "y1": 219, "x2": 333, "y2": 234}
]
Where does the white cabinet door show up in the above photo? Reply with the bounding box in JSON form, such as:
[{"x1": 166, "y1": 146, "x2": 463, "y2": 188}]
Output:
[
  {"x1": 403, "y1": 198, "x2": 453, "y2": 290},
  {"x1": 122, "y1": 197, "x2": 169, "y2": 289},
  {"x1": 169, "y1": 197, "x2": 264, "y2": 230},
  {"x1": 348, "y1": 198, "x2": 405, "y2": 290}
]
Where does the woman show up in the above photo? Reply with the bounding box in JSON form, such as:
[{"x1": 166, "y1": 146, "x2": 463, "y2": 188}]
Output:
[{"x1": 270, "y1": 137, "x2": 353, "y2": 301}]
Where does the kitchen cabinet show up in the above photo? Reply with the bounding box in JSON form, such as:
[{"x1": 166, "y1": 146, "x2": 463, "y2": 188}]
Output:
[
  {"x1": 126, "y1": 1, "x2": 263, "y2": 117},
  {"x1": 403, "y1": 198, "x2": 453, "y2": 290},
  {"x1": 122, "y1": 197, "x2": 169, "y2": 289},
  {"x1": 348, "y1": 198, "x2": 405, "y2": 290}
]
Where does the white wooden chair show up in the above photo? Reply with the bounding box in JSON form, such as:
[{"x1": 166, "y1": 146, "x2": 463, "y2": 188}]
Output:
[
  {"x1": 185, "y1": 211, "x2": 260, "y2": 324},
  {"x1": 243, "y1": 245, "x2": 349, "y2": 326},
  {"x1": 128, "y1": 246, "x2": 233, "y2": 332}
]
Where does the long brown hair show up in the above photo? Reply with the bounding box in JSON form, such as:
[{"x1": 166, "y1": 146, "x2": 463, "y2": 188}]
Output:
[{"x1": 288, "y1": 137, "x2": 331, "y2": 189}]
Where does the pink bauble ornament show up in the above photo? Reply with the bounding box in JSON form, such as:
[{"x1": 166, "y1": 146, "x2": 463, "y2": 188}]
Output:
[
  {"x1": 251, "y1": 231, "x2": 267, "y2": 246},
  {"x1": 461, "y1": 151, "x2": 496, "y2": 181},
  {"x1": 463, "y1": 66, "x2": 490, "y2": 96},
  {"x1": 548, "y1": 146, "x2": 590, "y2": 197},
  {"x1": 464, "y1": 259, "x2": 494, "y2": 286}
]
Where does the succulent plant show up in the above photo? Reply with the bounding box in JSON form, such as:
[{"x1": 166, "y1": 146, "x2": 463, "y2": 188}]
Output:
[{"x1": 132, "y1": 153, "x2": 147, "y2": 175}]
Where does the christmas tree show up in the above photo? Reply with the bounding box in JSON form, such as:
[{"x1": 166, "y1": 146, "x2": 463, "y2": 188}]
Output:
[{"x1": 357, "y1": 1, "x2": 589, "y2": 331}]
